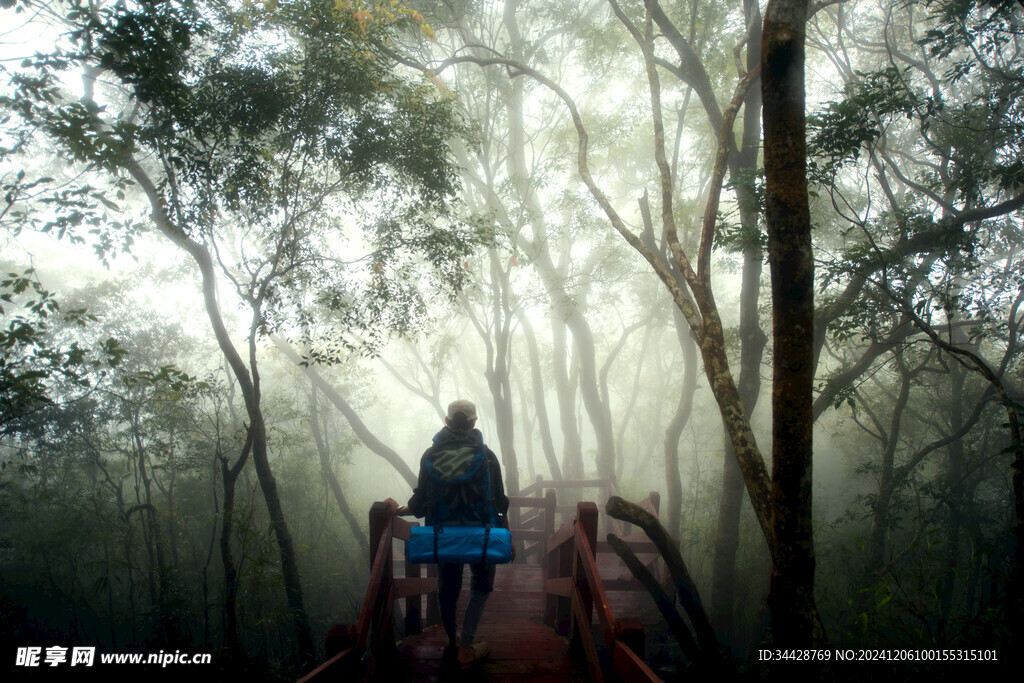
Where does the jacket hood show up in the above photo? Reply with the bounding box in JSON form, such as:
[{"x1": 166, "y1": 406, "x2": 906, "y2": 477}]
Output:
[{"x1": 433, "y1": 425, "x2": 484, "y2": 447}]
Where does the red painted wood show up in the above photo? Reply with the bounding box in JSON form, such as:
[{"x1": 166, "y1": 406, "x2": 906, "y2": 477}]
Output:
[
  {"x1": 395, "y1": 562, "x2": 592, "y2": 681},
  {"x1": 571, "y1": 589, "x2": 604, "y2": 683},
  {"x1": 613, "y1": 640, "x2": 660, "y2": 681},
  {"x1": 574, "y1": 520, "x2": 615, "y2": 650},
  {"x1": 321, "y1": 499, "x2": 666, "y2": 682}
]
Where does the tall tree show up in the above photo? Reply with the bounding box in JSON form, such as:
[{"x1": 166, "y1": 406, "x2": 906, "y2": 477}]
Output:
[
  {"x1": 805, "y1": 0, "x2": 1024, "y2": 641},
  {"x1": 4, "y1": 0, "x2": 469, "y2": 666},
  {"x1": 761, "y1": 0, "x2": 816, "y2": 647}
]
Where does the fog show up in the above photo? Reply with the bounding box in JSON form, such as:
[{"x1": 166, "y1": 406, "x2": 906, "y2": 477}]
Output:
[{"x1": 1, "y1": 0, "x2": 1021, "y2": 679}]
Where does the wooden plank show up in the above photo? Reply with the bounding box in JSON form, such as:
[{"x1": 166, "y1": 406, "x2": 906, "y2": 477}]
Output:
[
  {"x1": 397, "y1": 621, "x2": 582, "y2": 681},
  {"x1": 392, "y1": 515, "x2": 416, "y2": 541},
  {"x1": 543, "y1": 490, "x2": 556, "y2": 540},
  {"x1": 354, "y1": 521, "x2": 392, "y2": 648},
  {"x1": 519, "y1": 510, "x2": 542, "y2": 528},
  {"x1": 392, "y1": 576, "x2": 437, "y2": 600},
  {"x1": 509, "y1": 495, "x2": 557, "y2": 509},
  {"x1": 612, "y1": 640, "x2": 660, "y2": 682},
  {"x1": 555, "y1": 526, "x2": 574, "y2": 634},
  {"x1": 526, "y1": 479, "x2": 611, "y2": 490},
  {"x1": 512, "y1": 529, "x2": 547, "y2": 542},
  {"x1": 615, "y1": 618, "x2": 645, "y2": 659},
  {"x1": 544, "y1": 577, "x2": 573, "y2": 598},
  {"x1": 367, "y1": 580, "x2": 395, "y2": 681},
  {"x1": 601, "y1": 578, "x2": 648, "y2": 592},
  {"x1": 517, "y1": 477, "x2": 545, "y2": 497},
  {"x1": 521, "y1": 543, "x2": 544, "y2": 558},
  {"x1": 404, "y1": 558, "x2": 422, "y2": 636},
  {"x1": 311, "y1": 502, "x2": 663, "y2": 683},
  {"x1": 296, "y1": 647, "x2": 360, "y2": 683},
  {"x1": 574, "y1": 524, "x2": 616, "y2": 651},
  {"x1": 570, "y1": 590, "x2": 604, "y2": 683},
  {"x1": 547, "y1": 520, "x2": 575, "y2": 553}
]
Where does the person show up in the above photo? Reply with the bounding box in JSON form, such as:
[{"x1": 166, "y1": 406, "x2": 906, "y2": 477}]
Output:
[{"x1": 399, "y1": 399, "x2": 512, "y2": 669}]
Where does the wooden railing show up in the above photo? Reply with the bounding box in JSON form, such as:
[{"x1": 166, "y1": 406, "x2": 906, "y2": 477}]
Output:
[
  {"x1": 521, "y1": 476, "x2": 662, "y2": 537},
  {"x1": 297, "y1": 501, "x2": 400, "y2": 682},
  {"x1": 299, "y1": 492, "x2": 666, "y2": 682},
  {"x1": 544, "y1": 502, "x2": 660, "y2": 682}
]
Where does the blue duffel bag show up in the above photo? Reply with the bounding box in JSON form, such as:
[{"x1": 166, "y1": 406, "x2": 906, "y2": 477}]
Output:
[{"x1": 406, "y1": 525, "x2": 512, "y2": 564}]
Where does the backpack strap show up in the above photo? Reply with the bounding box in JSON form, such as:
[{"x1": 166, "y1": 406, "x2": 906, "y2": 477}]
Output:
[{"x1": 479, "y1": 446, "x2": 499, "y2": 526}]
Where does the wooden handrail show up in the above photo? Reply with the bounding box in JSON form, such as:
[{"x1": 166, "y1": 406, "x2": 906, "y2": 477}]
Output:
[
  {"x1": 519, "y1": 477, "x2": 619, "y2": 497},
  {"x1": 547, "y1": 517, "x2": 577, "y2": 553},
  {"x1": 390, "y1": 515, "x2": 415, "y2": 540},
  {"x1": 298, "y1": 502, "x2": 394, "y2": 682},
  {"x1": 575, "y1": 521, "x2": 616, "y2": 651},
  {"x1": 304, "y1": 491, "x2": 663, "y2": 682},
  {"x1": 571, "y1": 589, "x2": 605, "y2": 683},
  {"x1": 508, "y1": 494, "x2": 560, "y2": 508},
  {"x1": 542, "y1": 502, "x2": 661, "y2": 682}
]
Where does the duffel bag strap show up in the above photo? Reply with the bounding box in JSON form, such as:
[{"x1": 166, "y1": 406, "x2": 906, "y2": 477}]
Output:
[{"x1": 481, "y1": 525, "x2": 491, "y2": 564}]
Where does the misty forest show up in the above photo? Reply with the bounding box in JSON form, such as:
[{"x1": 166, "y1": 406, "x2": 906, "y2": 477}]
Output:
[{"x1": 1, "y1": 0, "x2": 1023, "y2": 679}]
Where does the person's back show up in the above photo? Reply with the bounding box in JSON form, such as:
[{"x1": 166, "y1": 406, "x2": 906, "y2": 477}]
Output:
[
  {"x1": 419, "y1": 423, "x2": 500, "y2": 528},
  {"x1": 406, "y1": 400, "x2": 510, "y2": 669}
]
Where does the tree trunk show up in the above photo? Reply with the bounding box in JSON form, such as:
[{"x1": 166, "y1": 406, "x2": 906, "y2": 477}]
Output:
[
  {"x1": 486, "y1": 247, "x2": 521, "y2": 496},
  {"x1": 665, "y1": 309, "x2": 698, "y2": 541},
  {"x1": 761, "y1": 0, "x2": 817, "y2": 647},
  {"x1": 566, "y1": 311, "x2": 617, "y2": 482},
  {"x1": 512, "y1": 367, "x2": 537, "y2": 482},
  {"x1": 939, "y1": 355, "x2": 967, "y2": 636},
  {"x1": 247, "y1": 376, "x2": 315, "y2": 665},
  {"x1": 607, "y1": 533, "x2": 700, "y2": 661},
  {"x1": 219, "y1": 429, "x2": 251, "y2": 659},
  {"x1": 460, "y1": 246, "x2": 522, "y2": 497},
  {"x1": 711, "y1": 0, "x2": 768, "y2": 646},
  {"x1": 126, "y1": 157, "x2": 315, "y2": 664},
  {"x1": 606, "y1": 496, "x2": 717, "y2": 654},
  {"x1": 615, "y1": 320, "x2": 655, "y2": 481},
  {"x1": 552, "y1": 319, "x2": 585, "y2": 479},
  {"x1": 309, "y1": 386, "x2": 369, "y2": 554},
  {"x1": 516, "y1": 311, "x2": 562, "y2": 480},
  {"x1": 866, "y1": 376, "x2": 908, "y2": 575},
  {"x1": 271, "y1": 336, "x2": 418, "y2": 489},
  {"x1": 502, "y1": 0, "x2": 615, "y2": 482},
  {"x1": 130, "y1": 407, "x2": 175, "y2": 643}
]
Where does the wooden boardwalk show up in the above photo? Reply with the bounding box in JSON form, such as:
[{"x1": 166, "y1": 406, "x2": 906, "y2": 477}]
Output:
[
  {"x1": 394, "y1": 558, "x2": 661, "y2": 681},
  {"x1": 299, "y1": 485, "x2": 666, "y2": 682},
  {"x1": 396, "y1": 565, "x2": 580, "y2": 681}
]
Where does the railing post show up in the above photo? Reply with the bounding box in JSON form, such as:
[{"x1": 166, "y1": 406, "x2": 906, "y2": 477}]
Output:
[
  {"x1": 404, "y1": 559, "x2": 422, "y2": 636},
  {"x1": 556, "y1": 531, "x2": 573, "y2": 635},
  {"x1": 649, "y1": 491, "x2": 660, "y2": 516},
  {"x1": 568, "y1": 502, "x2": 597, "y2": 663},
  {"x1": 532, "y1": 475, "x2": 544, "y2": 565},
  {"x1": 574, "y1": 502, "x2": 598, "y2": 628},
  {"x1": 367, "y1": 501, "x2": 395, "y2": 675},
  {"x1": 368, "y1": 501, "x2": 391, "y2": 569},
  {"x1": 543, "y1": 489, "x2": 559, "y2": 628},
  {"x1": 615, "y1": 617, "x2": 645, "y2": 659},
  {"x1": 543, "y1": 489, "x2": 556, "y2": 550},
  {"x1": 425, "y1": 564, "x2": 440, "y2": 626}
]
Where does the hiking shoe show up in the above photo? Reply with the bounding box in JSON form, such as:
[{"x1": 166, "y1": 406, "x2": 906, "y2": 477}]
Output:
[{"x1": 457, "y1": 641, "x2": 489, "y2": 670}]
